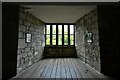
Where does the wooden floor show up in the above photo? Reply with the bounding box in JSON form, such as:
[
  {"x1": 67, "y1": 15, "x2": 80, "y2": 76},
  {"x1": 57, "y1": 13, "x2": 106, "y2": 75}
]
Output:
[{"x1": 14, "y1": 58, "x2": 108, "y2": 79}]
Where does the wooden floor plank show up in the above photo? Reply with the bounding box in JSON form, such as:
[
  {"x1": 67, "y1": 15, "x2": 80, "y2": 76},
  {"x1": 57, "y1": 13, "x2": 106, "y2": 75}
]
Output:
[
  {"x1": 73, "y1": 58, "x2": 96, "y2": 78},
  {"x1": 67, "y1": 58, "x2": 76, "y2": 78},
  {"x1": 21, "y1": 59, "x2": 44, "y2": 78},
  {"x1": 61, "y1": 58, "x2": 67, "y2": 78},
  {"x1": 50, "y1": 59, "x2": 57, "y2": 78},
  {"x1": 64, "y1": 58, "x2": 72, "y2": 78},
  {"x1": 39, "y1": 59, "x2": 50, "y2": 78},
  {"x1": 59, "y1": 58, "x2": 62, "y2": 78},
  {"x1": 45, "y1": 59, "x2": 54, "y2": 78},
  {"x1": 75, "y1": 58, "x2": 108, "y2": 78},
  {"x1": 40, "y1": 59, "x2": 52, "y2": 78},
  {"x1": 34, "y1": 59, "x2": 47, "y2": 78},
  {"x1": 70, "y1": 58, "x2": 83, "y2": 79},
  {"x1": 40, "y1": 59, "x2": 50, "y2": 78},
  {"x1": 69, "y1": 58, "x2": 78, "y2": 79},
  {"x1": 29, "y1": 59, "x2": 47, "y2": 78},
  {"x1": 15, "y1": 58, "x2": 107, "y2": 79},
  {"x1": 56, "y1": 58, "x2": 61, "y2": 78},
  {"x1": 73, "y1": 58, "x2": 88, "y2": 78}
]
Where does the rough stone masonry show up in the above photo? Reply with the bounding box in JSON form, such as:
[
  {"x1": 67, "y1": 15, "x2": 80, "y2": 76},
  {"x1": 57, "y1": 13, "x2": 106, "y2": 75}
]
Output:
[
  {"x1": 17, "y1": 7, "x2": 45, "y2": 73},
  {"x1": 76, "y1": 7, "x2": 100, "y2": 72}
]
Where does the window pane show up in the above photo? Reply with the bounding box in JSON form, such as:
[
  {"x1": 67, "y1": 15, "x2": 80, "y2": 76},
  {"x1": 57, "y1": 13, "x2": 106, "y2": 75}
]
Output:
[
  {"x1": 52, "y1": 25, "x2": 56, "y2": 34},
  {"x1": 64, "y1": 35, "x2": 68, "y2": 45},
  {"x1": 58, "y1": 25, "x2": 62, "y2": 34},
  {"x1": 64, "y1": 25, "x2": 68, "y2": 34},
  {"x1": 52, "y1": 35, "x2": 56, "y2": 45},
  {"x1": 70, "y1": 25, "x2": 74, "y2": 34},
  {"x1": 46, "y1": 35, "x2": 50, "y2": 45},
  {"x1": 58, "y1": 35, "x2": 62, "y2": 45},
  {"x1": 46, "y1": 25, "x2": 50, "y2": 34},
  {"x1": 70, "y1": 35, "x2": 74, "y2": 45}
]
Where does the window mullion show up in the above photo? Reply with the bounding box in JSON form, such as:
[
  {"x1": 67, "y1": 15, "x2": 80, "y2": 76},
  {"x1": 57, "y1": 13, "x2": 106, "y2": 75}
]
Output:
[
  {"x1": 62, "y1": 25, "x2": 64, "y2": 46},
  {"x1": 68, "y1": 25, "x2": 70, "y2": 46},
  {"x1": 50, "y1": 25, "x2": 52, "y2": 46},
  {"x1": 45, "y1": 24, "x2": 75, "y2": 46},
  {"x1": 56, "y1": 25, "x2": 58, "y2": 45},
  {"x1": 45, "y1": 25, "x2": 46, "y2": 45},
  {"x1": 73, "y1": 25, "x2": 75, "y2": 45}
]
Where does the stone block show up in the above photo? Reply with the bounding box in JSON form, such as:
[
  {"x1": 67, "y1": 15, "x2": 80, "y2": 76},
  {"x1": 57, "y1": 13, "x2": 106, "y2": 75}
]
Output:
[
  {"x1": 24, "y1": 20, "x2": 31, "y2": 26},
  {"x1": 30, "y1": 47, "x2": 35, "y2": 54},
  {"x1": 17, "y1": 60, "x2": 20, "y2": 68},
  {"x1": 26, "y1": 26, "x2": 30, "y2": 31},
  {"x1": 17, "y1": 49, "x2": 21, "y2": 55},
  {"x1": 18, "y1": 31, "x2": 25, "y2": 39},
  {"x1": 19, "y1": 18, "x2": 23, "y2": 25},
  {"x1": 28, "y1": 51, "x2": 33, "y2": 56},
  {"x1": 17, "y1": 67, "x2": 22, "y2": 74},
  {"x1": 25, "y1": 56, "x2": 29, "y2": 63},
  {"x1": 94, "y1": 21, "x2": 98, "y2": 28},
  {"x1": 17, "y1": 48, "x2": 25, "y2": 55},
  {"x1": 18, "y1": 39, "x2": 27, "y2": 48},
  {"x1": 23, "y1": 53, "x2": 28, "y2": 58},
  {"x1": 84, "y1": 14, "x2": 88, "y2": 20},
  {"x1": 19, "y1": 25, "x2": 26, "y2": 32},
  {"x1": 26, "y1": 15, "x2": 32, "y2": 23},
  {"x1": 92, "y1": 16, "x2": 97, "y2": 22},
  {"x1": 29, "y1": 60, "x2": 32, "y2": 66},
  {"x1": 20, "y1": 57, "x2": 24, "y2": 65},
  {"x1": 32, "y1": 43, "x2": 36, "y2": 47},
  {"x1": 25, "y1": 47, "x2": 30, "y2": 53},
  {"x1": 87, "y1": 18, "x2": 92, "y2": 24},
  {"x1": 17, "y1": 54, "x2": 22, "y2": 60},
  {"x1": 27, "y1": 43, "x2": 32, "y2": 47},
  {"x1": 35, "y1": 52, "x2": 38, "y2": 56},
  {"x1": 29, "y1": 26, "x2": 35, "y2": 32},
  {"x1": 19, "y1": 12, "x2": 26, "y2": 20}
]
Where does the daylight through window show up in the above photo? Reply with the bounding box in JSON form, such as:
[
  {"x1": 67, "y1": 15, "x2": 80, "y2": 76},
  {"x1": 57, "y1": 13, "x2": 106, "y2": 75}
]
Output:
[{"x1": 45, "y1": 24, "x2": 75, "y2": 46}]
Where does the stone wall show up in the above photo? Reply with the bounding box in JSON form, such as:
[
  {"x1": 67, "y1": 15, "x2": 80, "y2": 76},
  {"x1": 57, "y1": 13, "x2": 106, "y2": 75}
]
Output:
[
  {"x1": 76, "y1": 7, "x2": 100, "y2": 71},
  {"x1": 76, "y1": 19, "x2": 86, "y2": 62},
  {"x1": 17, "y1": 8, "x2": 45, "y2": 73}
]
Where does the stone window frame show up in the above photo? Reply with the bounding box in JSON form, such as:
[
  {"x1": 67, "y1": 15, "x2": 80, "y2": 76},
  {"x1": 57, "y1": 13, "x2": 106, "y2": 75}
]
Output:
[{"x1": 45, "y1": 23, "x2": 75, "y2": 46}]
